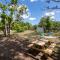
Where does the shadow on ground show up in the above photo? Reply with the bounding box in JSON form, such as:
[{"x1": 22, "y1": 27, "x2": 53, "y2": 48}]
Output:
[
  {"x1": 53, "y1": 41, "x2": 60, "y2": 60},
  {"x1": 0, "y1": 34, "x2": 60, "y2": 60},
  {"x1": 0, "y1": 34, "x2": 34, "y2": 60}
]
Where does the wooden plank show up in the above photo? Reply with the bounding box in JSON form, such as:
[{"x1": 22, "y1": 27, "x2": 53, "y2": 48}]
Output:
[
  {"x1": 24, "y1": 51, "x2": 39, "y2": 60},
  {"x1": 36, "y1": 41, "x2": 45, "y2": 46},
  {"x1": 32, "y1": 40, "x2": 38, "y2": 44},
  {"x1": 27, "y1": 44, "x2": 34, "y2": 48},
  {"x1": 42, "y1": 43, "x2": 56, "y2": 56},
  {"x1": 30, "y1": 46, "x2": 43, "y2": 52},
  {"x1": 49, "y1": 43, "x2": 56, "y2": 49},
  {"x1": 43, "y1": 48, "x2": 53, "y2": 55}
]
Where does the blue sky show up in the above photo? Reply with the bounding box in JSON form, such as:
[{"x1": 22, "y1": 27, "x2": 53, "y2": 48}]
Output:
[
  {"x1": 20, "y1": 0, "x2": 60, "y2": 24},
  {"x1": 20, "y1": 0, "x2": 47, "y2": 25},
  {"x1": 0, "y1": 0, "x2": 60, "y2": 25}
]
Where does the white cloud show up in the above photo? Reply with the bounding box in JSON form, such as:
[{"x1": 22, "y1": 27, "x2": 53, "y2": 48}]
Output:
[
  {"x1": 26, "y1": 8, "x2": 29, "y2": 12},
  {"x1": 50, "y1": 16, "x2": 55, "y2": 19},
  {"x1": 44, "y1": 11, "x2": 55, "y2": 20},
  {"x1": 17, "y1": 6, "x2": 36, "y2": 21},
  {"x1": 30, "y1": 0, "x2": 38, "y2": 2},
  {"x1": 22, "y1": 0, "x2": 38, "y2": 2},
  {"x1": 21, "y1": 14, "x2": 29, "y2": 19},
  {"x1": 21, "y1": 14, "x2": 36, "y2": 21},
  {"x1": 45, "y1": 13, "x2": 49, "y2": 16},
  {"x1": 51, "y1": 12, "x2": 55, "y2": 15},
  {"x1": 45, "y1": 11, "x2": 55, "y2": 16},
  {"x1": 21, "y1": 13, "x2": 36, "y2": 21},
  {"x1": 29, "y1": 17, "x2": 36, "y2": 20},
  {"x1": 19, "y1": 8, "x2": 30, "y2": 19}
]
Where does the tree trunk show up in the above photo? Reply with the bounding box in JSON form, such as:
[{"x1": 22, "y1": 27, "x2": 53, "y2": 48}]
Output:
[
  {"x1": 7, "y1": 23, "x2": 10, "y2": 37},
  {"x1": 4, "y1": 28, "x2": 6, "y2": 37},
  {"x1": 4, "y1": 23, "x2": 7, "y2": 37}
]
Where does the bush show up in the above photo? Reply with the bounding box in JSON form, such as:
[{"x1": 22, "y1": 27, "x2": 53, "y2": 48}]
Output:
[{"x1": 11, "y1": 21, "x2": 32, "y2": 32}]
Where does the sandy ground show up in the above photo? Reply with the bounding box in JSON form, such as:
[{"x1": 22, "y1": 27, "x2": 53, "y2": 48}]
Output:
[{"x1": 0, "y1": 30, "x2": 60, "y2": 60}]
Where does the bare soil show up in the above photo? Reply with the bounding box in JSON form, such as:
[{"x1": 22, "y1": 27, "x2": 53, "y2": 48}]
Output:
[{"x1": 0, "y1": 30, "x2": 60, "y2": 60}]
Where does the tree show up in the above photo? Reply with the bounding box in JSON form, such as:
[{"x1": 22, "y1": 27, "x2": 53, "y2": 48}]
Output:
[
  {"x1": 0, "y1": 3, "x2": 8, "y2": 36},
  {"x1": 45, "y1": 16, "x2": 52, "y2": 32},
  {"x1": 33, "y1": 25, "x2": 38, "y2": 30},
  {"x1": 25, "y1": 22, "x2": 32, "y2": 30},
  {"x1": 39, "y1": 16, "x2": 52, "y2": 32},
  {"x1": 52, "y1": 21, "x2": 60, "y2": 31},
  {"x1": 11, "y1": 21, "x2": 32, "y2": 32},
  {"x1": 0, "y1": 0, "x2": 28, "y2": 36}
]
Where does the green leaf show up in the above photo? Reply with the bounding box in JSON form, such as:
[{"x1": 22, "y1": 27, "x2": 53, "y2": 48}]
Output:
[
  {"x1": 0, "y1": 3, "x2": 3, "y2": 8},
  {"x1": 11, "y1": 0, "x2": 18, "y2": 4}
]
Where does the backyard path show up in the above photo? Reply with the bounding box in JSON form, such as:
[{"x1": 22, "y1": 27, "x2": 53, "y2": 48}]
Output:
[{"x1": 0, "y1": 30, "x2": 60, "y2": 60}]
